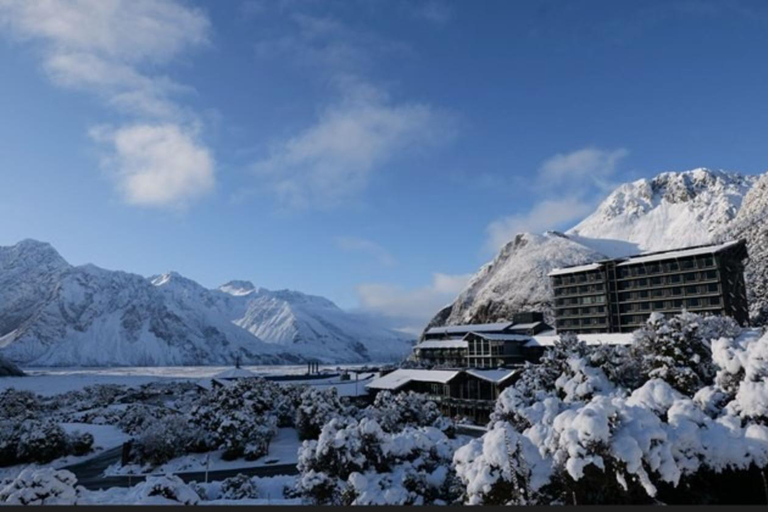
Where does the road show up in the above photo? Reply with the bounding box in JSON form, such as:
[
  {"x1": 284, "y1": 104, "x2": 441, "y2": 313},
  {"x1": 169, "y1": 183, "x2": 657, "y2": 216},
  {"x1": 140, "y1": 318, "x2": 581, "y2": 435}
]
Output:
[{"x1": 63, "y1": 447, "x2": 298, "y2": 491}]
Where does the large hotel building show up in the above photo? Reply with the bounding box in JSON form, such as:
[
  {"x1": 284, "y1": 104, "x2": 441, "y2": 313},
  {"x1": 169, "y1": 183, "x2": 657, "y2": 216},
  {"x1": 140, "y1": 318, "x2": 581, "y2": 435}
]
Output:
[{"x1": 549, "y1": 240, "x2": 750, "y2": 334}]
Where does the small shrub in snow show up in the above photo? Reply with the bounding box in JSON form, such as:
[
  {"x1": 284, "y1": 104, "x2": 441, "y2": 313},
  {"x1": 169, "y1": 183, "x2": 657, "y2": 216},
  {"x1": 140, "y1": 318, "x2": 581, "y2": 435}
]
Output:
[
  {"x1": 0, "y1": 468, "x2": 80, "y2": 505},
  {"x1": 219, "y1": 474, "x2": 260, "y2": 500},
  {"x1": 117, "y1": 404, "x2": 169, "y2": 434},
  {"x1": 67, "y1": 430, "x2": 94, "y2": 457},
  {"x1": 127, "y1": 475, "x2": 200, "y2": 505},
  {"x1": 297, "y1": 417, "x2": 460, "y2": 505},
  {"x1": 16, "y1": 420, "x2": 70, "y2": 464},
  {"x1": 0, "y1": 389, "x2": 40, "y2": 420}
]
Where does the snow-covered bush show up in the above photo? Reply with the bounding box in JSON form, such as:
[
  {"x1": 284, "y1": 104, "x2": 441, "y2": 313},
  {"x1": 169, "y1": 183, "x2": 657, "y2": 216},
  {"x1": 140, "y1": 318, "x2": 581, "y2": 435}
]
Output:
[
  {"x1": 132, "y1": 414, "x2": 204, "y2": 466},
  {"x1": 295, "y1": 387, "x2": 349, "y2": 441},
  {"x1": 126, "y1": 475, "x2": 200, "y2": 505},
  {"x1": 459, "y1": 314, "x2": 768, "y2": 504},
  {"x1": 0, "y1": 468, "x2": 81, "y2": 505},
  {"x1": 630, "y1": 311, "x2": 738, "y2": 395},
  {"x1": 363, "y1": 390, "x2": 454, "y2": 435},
  {"x1": 117, "y1": 404, "x2": 170, "y2": 434},
  {"x1": 297, "y1": 417, "x2": 460, "y2": 505},
  {"x1": 190, "y1": 379, "x2": 280, "y2": 460},
  {"x1": 0, "y1": 389, "x2": 40, "y2": 420},
  {"x1": 219, "y1": 474, "x2": 260, "y2": 500}
]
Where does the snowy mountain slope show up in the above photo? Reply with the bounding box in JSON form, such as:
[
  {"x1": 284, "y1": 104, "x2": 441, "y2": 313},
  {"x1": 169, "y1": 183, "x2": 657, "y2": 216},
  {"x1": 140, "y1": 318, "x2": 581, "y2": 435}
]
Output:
[
  {"x1": 716, "y1": 172, "x2": 768, "y2": 324},
  {"x1": 569, "y1": 168, "x2": 756, "y2": 255},
  {"x1": 428, "y1": 232, "x2": 606, "y2": 328},
  {"x1": 0, "y1": 241, "x2": 411, "y2": 366},
  {"x1": 428, "y1": 168, "x2": 765, "y2": 331},
  {"x1": 218, "y1": 285, "x2": 414, "y2": 363}
]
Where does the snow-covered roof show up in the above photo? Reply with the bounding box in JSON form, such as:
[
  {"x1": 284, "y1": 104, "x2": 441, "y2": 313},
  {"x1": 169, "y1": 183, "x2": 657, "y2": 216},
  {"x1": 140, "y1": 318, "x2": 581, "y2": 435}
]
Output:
[
  {"x1": 366, "y1": 369, "x2": 460, "y2": 390},
  {"x1": 508, "y1": 321, "x2": 545, "y2": 331},
  {"x1": 616, "y1": 240, "x2": 742, "y2": 267},
  {"x1": 465, "y1": 368, "x2": 519, "y2": 384},
  {"x1": 212, "y1": 367, "x2": 257, "y2": 379},
  {"x1": 466, "y1": 332, "x2": 531, "y2": 342},
  {"x1": 425, "y1": 322, "x2": 513, "y2": 336},
  {"x1": 527, "y1": 331, "x2": 634, "y2": 347},
  {"x1": 548, "y1": 263, "x2": 604, "y2": 277},
  {"x1": 415, "y1": 339, "x2": 468, "y2": 350}
]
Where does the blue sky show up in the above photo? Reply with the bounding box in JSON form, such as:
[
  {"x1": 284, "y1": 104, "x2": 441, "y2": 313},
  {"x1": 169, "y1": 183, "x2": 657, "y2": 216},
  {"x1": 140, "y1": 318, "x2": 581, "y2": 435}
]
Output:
[{"x1": 2, "y1": 0, "x2": 768, "y2": 332}]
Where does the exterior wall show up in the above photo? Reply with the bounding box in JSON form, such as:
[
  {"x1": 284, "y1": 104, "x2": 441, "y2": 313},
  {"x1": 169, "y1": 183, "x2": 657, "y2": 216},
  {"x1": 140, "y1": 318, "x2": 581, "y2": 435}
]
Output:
[
  {"x1": 552, "y1": 267, "x2": 612, "y2": 334},
  {"x1": 551, "y1": 242, "x2": 750, "y2": 333},
  {"x1": 413, "y1": 347, "x2": 467, "y2": 368}
]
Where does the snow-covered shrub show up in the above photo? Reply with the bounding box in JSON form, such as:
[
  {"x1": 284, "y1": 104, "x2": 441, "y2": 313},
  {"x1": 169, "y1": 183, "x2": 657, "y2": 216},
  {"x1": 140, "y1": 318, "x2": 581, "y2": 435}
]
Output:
[
  {"x1": 363, "y1": 390, "x2": 453, "y2": 435},
  {"x1": 126, "y1": 475, "x2": 200, "y2": 505},
  {"x1": 219, "y1": 474, "x2": 260, "y2": 500},
  {"x1": 460, "y1": 316, "x2": 768, "y2": 504},
  {"x1": 68, "y1": 430, "x2": 95, "y2": 456},
  {"x1": 16, "y1": 420, "x2": 70, "y2": 464},
  {"x1": 190, "y1": 379, "x2": 280, "y2": 460},
  {"x1": 0, "y1": 389, "x2": 40, "y2": 420},
  {"x1": 454, "y1": 423, "x2": 536, "y2": 505},
  {"x1": 132, "y1": 414, "x2": 204, "y2": 466},
  {"x1": 0, "y1": 468, "x2": 80, "y2": 505},
  {"x1": 295, "y1": 387, "x2": 349, "y2": 441},
  {"x1": 117, "y1": 404, "x2": 169, "y2": 434},
  {"x1": 630, "y1": 311, "x2": 731, "y2": 395},
  {"x1": 297, "y1": 417, "x2": 460, "y2": 505}
]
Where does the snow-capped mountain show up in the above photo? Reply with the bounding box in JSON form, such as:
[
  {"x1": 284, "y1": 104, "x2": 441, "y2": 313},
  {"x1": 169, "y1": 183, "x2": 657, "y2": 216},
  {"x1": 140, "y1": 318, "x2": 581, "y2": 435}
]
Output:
[
  {"x1": 717, "y1": 172, "x2": 768, "y2": 323},
  {"x1": 569, "y1": 169, "x2": 757, "y2": 256},
  {"x1": 0, "y1": 241, "x2": 412, "y2": 366},
  {"x1": 429, "y1": 168, "x2": 766, "y2": 329}
]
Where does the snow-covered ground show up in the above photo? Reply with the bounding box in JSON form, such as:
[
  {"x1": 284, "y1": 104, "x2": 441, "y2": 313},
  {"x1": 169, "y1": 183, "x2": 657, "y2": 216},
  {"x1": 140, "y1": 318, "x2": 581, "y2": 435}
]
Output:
[{"x1": 0, "y1": 364, "x2": 378, "y2": 395}]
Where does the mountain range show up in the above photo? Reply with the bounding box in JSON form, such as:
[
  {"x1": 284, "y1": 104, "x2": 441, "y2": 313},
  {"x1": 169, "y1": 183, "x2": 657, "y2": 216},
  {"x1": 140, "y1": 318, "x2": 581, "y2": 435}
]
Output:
[
  {"x1": 0, "y1": 241, "x2": 413, "y2": 366},
  {"x1": 429, "y1": 168, "x2": 768, "y2": 329}
]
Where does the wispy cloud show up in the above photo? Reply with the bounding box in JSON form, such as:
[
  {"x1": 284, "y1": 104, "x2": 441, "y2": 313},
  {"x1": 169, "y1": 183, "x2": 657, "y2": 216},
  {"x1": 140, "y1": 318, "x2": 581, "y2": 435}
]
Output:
[
  {"x1": 248, "y1": 5, "x2": 456, "y2": 210},
  {"x1": 0, "y1": 0, "x2": 214, "y2": 208},
  {"x1": 485, "y1": 147, "x2": 629, "y2": 251},
  {"x1": 253, "y1": 89, "x2": 454, "y2": 209},
  {"x1": 356, "y1": 273, "x2": 472, "y2": 335},
  {"x1": 403, "y1": 0, "x2": 455, "y2": 25},
  {"x1": 335, "y1": 236, "x2": 396, "y2": 267}
]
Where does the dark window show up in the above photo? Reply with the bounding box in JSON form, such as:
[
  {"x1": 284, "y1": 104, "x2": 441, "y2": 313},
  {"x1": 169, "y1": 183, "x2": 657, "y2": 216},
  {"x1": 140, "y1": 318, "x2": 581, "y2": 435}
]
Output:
[
  {"x1": 708, "y1": 283, "x2": 718, "y2": 292},
  {"x1": 709, "y1": 297, "x2": 721, "y2": 306},
  {"x1": 706, "y1": 270, "x2": 717, "y2": 279},
  {"x1": 639, "y1": 290, "x2": 649, "y2": 298},
  {"x1": 688, "y1": 298, "x2": 700, "y2": 307},
  {"x1": 670, "y1": 275, "x2": 681, "y2": 283},
  {"x1": 681, "y1": 259, "x2": 694, "y2": 269},
  {"x1": 672, "y1": 287, "x2": 682, "y2": 296},
  {"x1": 686, "y1": 285, "x2": 698, "y2": 294}
]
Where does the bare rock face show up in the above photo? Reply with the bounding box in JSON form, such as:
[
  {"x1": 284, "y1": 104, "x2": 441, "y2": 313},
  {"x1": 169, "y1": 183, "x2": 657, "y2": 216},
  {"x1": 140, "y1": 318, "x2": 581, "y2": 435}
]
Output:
[
  {"x1": 428, "y1": 168, "x2": 766, "y2": 332},
  {"x1": 0, "y1": 354, "x2": 24, "y2": 377}
]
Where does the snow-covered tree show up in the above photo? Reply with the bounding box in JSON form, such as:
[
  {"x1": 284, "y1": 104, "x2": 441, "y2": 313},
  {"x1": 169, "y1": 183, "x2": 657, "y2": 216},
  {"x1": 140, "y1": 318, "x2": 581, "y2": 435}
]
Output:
[
  {"x1": 190, "y1": 379, "x2": 280, "y2": 460},
  {"x1": 295, "y1": 387, "x2": 348, "y2": 441},
  {"x1": 630, "y1": 311, "x2": 732, "y2": 395},
  {"x1": 132, "y1": 414, "x2": 204, "y2": 466},
  {"x1": 0, "y1": 389, "x2": 40, "y2": 420},
  {"x1": 363, "y1": 391, "x2": 453, "y2": 435},
  {"x1": 0, "y1": 468, "x2": 81, "y2": 505},
  {"x1": 297, "y1": 417, "x2": 460, "y2": 505}
]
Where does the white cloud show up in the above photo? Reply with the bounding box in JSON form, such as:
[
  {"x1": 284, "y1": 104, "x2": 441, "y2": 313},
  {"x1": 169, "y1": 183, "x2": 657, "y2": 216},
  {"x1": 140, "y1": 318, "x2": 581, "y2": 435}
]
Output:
[
  {"x1": 485, "y1": 147, "x2": 629, "y2": 251},
  {"x1": 91, "y1": 124, "x2": 214, "y2": 208},
  {"x1": 539, "y1": 147, "x2": 629, "y2": 191},
  {"x1": 248, "y1": 7, "x2": 454, "y2": 210},
  {"x1": 253, "y1": 92, "x2": 453, "y2": 209},
  {"x1": 356, "y1": 273, "x2": 471, "y2": 335},
  {"x1": 335, "y1": 236, "x2": 396, "y2": 267},
  {"x1": 0, "y1": 0, "x2": 208, "y2": 119},
  {"x1": 406, "y1": 0, "x2": 454, "y2": 25},
  {"x1": 0, "y1": 0, "x2": 215, "y2": 208},
  {"x1": 486, "y1": 197, "x2": 595, "y2": 251}
]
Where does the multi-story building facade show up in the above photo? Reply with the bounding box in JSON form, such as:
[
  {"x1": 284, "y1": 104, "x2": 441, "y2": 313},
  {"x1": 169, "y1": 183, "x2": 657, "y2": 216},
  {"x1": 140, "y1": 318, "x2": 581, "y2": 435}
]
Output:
[{"x1": 549, "y1": 240, "x2": 749, "y2": 334}]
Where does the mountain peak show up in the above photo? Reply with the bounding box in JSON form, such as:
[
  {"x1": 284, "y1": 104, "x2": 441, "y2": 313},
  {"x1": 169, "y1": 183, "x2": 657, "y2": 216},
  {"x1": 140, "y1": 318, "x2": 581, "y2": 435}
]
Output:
[
  {"x1": 568, "y1": 167, "x2": 757, "y2": 254},
  {"x1": 0, "y1": 239, "x2": 69, "y2": 271},
  {"x1": 218, "y1": 280, "x2": 258, "y2": 296}
]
